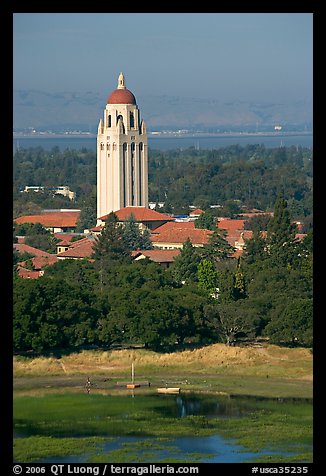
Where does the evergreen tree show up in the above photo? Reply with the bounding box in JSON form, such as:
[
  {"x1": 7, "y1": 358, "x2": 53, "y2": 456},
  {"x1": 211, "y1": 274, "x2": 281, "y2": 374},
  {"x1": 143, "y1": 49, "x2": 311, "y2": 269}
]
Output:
[
  {"x1": 122, "y1": 214, "x2": 153, "y2": 251},
  {"x1": 92, "y1": 212, "x2": 129, "y2": 262},
  {"x1": 233, "y1": 260, "x2": 247, "y2": 300},
  {"x1": 201, "y1": 227, "x2": 234, "y2": 262},
  {"x1": 75, "y1": 197, "x2": 97, "y2": 232},
  {"x1": 92, "y1": 213, "x2": 130, "y2": 289},
  {"x1": 194, "y1": 209, "x2": 217, "y2": 230},
  {"x1": 242, "y1": 228, "x2": 267, "y2": 265},
  {"x1": 171, "y1": 238, "x2": 201, "y2": 284},
  {"x1": 197, "y1": 259, "x2": 219, "y2": 298},
  {"x1": 267, "y1": 193, "x2": 297, "y2": 266}
]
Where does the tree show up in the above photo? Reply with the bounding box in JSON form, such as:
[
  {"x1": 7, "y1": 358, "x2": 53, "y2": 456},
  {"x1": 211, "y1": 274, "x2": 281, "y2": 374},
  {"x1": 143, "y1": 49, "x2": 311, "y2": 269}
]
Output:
[
  {"x1": 267, "y1": 193, "x2": 297, "y2": 266},
  {"x1": 264, "y1": 298, "x2": 312, "y2": 347},
  {"x1": 14, "y1": 222, "x2": 59, "y2": 254},
  {"x1": 195, "y1": 209, "x2": 217, "y2": 230},
  {"x1": 13, "y1": 249, "x2": 34, "y2": 273},
  {"x1": 204, "y1": 301, "x2": 260, "y2": 346},
  {"x1": 93, "y1": 213, "x2": 131, "y2": 289},
  {"x1": 242, "y1": 228, "x2": 267, "y2": 265},
  {"x1": 197, "y1": 259, "x2": 219, "y2": 298},
  {"x1": 97, "y1": 288, "x2": 136, "y2": 347},
  {"x1": 233, "y1": 260, "x2": 247, "y2": 300},
  {"x1": 244, "y1": 214, "x2": 271, "y2": 231},
  {"x1": 201, "y1": 227, "x2": 234, "y2": 262},
  {"x1": 75, "y1": 190, "x2": 97, "y2": 232},
  {"x1": 171, "y1": 238, "x2": 201, "y2": 284},
  {"x1": 24, "y1": 234, "x2": 59, "y2": 254},
  {"x1": 13, "y1": 276, "x2": 100, "y2": 352},
  {"x1": 46, "y1": 258, "x2": 99, "y2": 292},
  {"x1": 219, "y1": 200, "x2": 242, "y2": 218},
  {"x1": 14, "y1": 222, "x2": 49, "y2": 237},
  {"x1": 216, "y1": 267, "x2": 236, "y2": 303},
  {"x1": 122, "y1": 214, "x2": 153, "y2": 251}
]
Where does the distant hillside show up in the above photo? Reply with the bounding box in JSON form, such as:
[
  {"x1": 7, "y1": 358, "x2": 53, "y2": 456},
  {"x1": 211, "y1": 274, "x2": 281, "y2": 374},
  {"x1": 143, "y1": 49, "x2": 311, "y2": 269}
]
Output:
[{"x1": 13, "y1": 89, "x2": 312, "y2": 133}]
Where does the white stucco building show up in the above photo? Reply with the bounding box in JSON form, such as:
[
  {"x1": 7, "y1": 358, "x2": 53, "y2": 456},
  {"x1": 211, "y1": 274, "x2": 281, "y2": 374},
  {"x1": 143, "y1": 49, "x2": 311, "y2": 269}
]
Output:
[{"x1": 97, "y1": 73, "x2": 148, "y2": 223}]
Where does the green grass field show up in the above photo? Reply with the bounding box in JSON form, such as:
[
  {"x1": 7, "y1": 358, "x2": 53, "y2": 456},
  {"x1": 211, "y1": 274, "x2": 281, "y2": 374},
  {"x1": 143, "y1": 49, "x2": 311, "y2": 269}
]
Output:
[{"x1": 13, "y1": 343, "x2": 313, "y2": 463}]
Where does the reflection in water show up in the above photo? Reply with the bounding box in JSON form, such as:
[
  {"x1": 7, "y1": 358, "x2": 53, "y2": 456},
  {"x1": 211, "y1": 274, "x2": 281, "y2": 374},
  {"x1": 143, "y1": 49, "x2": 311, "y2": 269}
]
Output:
[{"x1": 173, "y1": 394, "x2": 247, "y2": 418}]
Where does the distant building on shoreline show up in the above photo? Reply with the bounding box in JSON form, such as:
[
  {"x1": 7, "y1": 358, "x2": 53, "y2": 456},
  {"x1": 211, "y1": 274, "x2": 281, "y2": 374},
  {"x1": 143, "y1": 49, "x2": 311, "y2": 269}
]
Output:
[{"x1": 22, "y1": 185, "x2": 75, "y2": 201}]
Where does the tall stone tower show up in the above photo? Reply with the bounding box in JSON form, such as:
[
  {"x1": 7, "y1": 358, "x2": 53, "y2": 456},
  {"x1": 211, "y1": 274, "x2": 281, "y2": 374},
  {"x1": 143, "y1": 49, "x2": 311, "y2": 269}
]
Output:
[{"x1": 97, "y1": 72, "x2": 148, "y2": 222}]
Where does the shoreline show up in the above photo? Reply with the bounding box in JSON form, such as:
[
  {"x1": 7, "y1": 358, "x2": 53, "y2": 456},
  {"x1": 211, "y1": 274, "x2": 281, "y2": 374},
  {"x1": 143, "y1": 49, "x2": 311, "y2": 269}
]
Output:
[
  {"x1": 13, "y1": 343, "x2": 313, "y2": 399},
  {"x1": 13, "y1": 131, "x2": 313, "y2": 140}
]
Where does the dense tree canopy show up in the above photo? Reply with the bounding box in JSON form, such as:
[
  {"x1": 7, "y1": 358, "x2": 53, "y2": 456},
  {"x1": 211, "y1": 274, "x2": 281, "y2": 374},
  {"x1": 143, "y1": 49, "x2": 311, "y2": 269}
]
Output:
[
  {"x1": 13, "y1": 146, "x2": 313, "y2": 353},
  {"x1": 14, "y1": 145, "x2": 312, "y2": 228},
  {"x1": 148, "y1": 144, "x2": 312, "y2": 221}
]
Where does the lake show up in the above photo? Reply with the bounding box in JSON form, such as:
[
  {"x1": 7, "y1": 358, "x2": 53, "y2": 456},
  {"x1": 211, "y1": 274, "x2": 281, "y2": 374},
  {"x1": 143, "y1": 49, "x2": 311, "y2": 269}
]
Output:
[
  {"x1": 13, "y1": 133, "x2": 313, "y2": 153},
  {"x1": 13, "y1": 392, "x2": 312, "y2": 463}
]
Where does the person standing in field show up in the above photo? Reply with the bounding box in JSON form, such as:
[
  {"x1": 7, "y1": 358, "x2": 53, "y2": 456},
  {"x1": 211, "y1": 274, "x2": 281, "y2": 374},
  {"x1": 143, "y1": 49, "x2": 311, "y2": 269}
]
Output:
[{"x1": 85, "y1": 376, "x2": 92, "y2": 394}]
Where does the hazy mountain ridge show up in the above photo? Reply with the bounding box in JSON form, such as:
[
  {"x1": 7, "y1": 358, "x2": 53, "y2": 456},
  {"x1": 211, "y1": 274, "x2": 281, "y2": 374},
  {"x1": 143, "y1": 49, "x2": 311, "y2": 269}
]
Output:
[{"x1": 13, "y1": 89, "x2": 312, "y2": 132}]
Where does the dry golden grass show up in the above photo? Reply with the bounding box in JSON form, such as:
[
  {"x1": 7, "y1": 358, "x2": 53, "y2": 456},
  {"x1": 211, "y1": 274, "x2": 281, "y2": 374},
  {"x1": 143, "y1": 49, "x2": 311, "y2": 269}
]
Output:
[{"x1": 13, "y1": 343, "x2": 312, "y2": 380}]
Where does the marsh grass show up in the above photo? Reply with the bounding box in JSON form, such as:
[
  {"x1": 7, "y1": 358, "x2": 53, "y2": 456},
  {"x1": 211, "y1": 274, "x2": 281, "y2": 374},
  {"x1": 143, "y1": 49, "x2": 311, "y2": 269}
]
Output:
[
  {"x1": 88, "y1": 439, "x2": 216, "y2": 463},
  {"x1": 14, "y1": 436, "x2": 108, "y2": 463},
  {"x1": 215, "y1": 400, "x2": 312, "y2": 461},
  {"x1": 13, "y1": 393, "x2": 312, "y2": 463}
]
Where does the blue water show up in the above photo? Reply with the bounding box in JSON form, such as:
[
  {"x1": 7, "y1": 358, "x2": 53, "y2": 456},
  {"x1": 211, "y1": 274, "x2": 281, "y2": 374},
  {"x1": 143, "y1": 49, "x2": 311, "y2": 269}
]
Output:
[
  {"x1": 39, "y1": 435, "x2": 306, "y2": 464},
  {"x1": 22, "y1": 393, "x2": 312, "y2": 464},
  {"x1": 13, "y1": 133, "x2": 313, "y2": 153}
]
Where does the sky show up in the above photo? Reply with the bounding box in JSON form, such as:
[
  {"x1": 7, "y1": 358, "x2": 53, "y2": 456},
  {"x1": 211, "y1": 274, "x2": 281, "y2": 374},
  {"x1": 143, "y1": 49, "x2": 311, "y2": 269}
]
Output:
[{"x1": 13, "y1": 13, "x2": 313, "y2": 103}]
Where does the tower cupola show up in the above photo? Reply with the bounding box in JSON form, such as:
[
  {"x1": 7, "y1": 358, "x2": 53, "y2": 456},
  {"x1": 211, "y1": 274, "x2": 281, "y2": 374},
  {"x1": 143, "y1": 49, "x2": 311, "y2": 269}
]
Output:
[{"x1": 107, "y1": 72, "x2": 136, "y2": 105}]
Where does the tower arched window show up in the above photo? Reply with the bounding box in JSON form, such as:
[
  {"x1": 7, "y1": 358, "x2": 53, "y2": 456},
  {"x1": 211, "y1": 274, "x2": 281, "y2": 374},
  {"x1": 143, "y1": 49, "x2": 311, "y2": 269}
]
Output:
[
  {"x1": 117, "y1": 115, "x2": 125, "y2": 134},
  {"x1": 130, "y1": 112, "x2": 134, "y2": 128},
  {"x1": 108, "y1": 115, "x2": 111, "y2": 127},
  {"x1": 123, "y1": 143, "x2": 127, "y2": 208}
]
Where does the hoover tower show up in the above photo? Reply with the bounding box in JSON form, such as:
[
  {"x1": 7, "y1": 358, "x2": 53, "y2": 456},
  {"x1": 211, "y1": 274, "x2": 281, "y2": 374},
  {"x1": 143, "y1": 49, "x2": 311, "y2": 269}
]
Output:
[{"x1": 97, "y1": 73, "x2": 148, "y2": 221}]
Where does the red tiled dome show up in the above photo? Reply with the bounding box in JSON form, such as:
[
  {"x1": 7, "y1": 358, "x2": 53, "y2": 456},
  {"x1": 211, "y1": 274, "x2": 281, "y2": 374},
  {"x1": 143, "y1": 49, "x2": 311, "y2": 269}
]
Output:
[{"x1": 107, "y1": 88, "x2": 136, "y2": 105}]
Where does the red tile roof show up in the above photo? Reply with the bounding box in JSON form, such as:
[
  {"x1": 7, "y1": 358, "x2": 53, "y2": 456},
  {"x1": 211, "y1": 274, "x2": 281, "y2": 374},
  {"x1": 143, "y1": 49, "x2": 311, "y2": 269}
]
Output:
[
  {"x1": 152, "y1": 221, "x2": 195, "y2": 234},
  {"x1": 17, "y1": 266, "x2": 43, "y2": 279},
  {"x1": 133, "y1": 249, "x2": 180, "y2": 263},
  {"x1": 15, "y1": 211, "x2": 80, "y2": 228},
  {"x1": 295, "y1": 233, "x2": 307, "y2": 241},
  {"x1": 31, "y1": 255, "x2": 58, "y2": 269},
  {"x1": 54, "y1": 233, "x2": 79, "y2": 244},
  {"x1": 151, "y1": 221, "x2": 212, "y2": 246},
  {"x1": 217, "y1": 218, "x2": 246, "y2": 232},
  {"x1": 57, "y1": 237, "x2": 95, "y2": 258},
  {"x1": 100, "y1": 207, "x2": 173, "y2": 223},
  {"x1": 239, "y1": 210, "x2": 273, "y2": 218},
  {"x1": 13, "y1": 243, "x2": 53, "y2": 257},
  {"x1": 189, "y1": 208, "x2": 205, "y2": 216}
]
